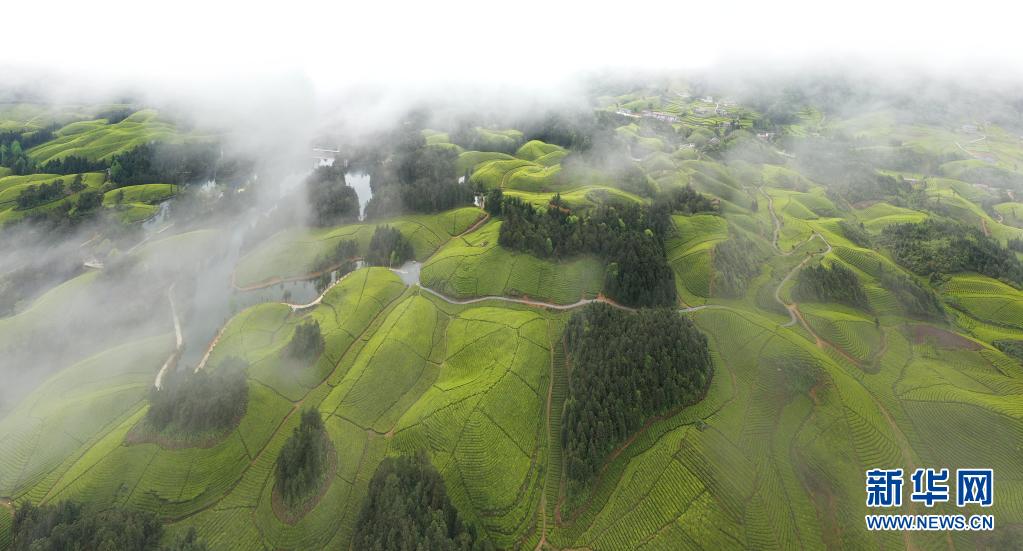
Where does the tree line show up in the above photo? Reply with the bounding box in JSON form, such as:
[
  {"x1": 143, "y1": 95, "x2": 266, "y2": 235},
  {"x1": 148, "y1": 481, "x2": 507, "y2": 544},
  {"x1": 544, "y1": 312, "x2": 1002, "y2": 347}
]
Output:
[
  {"x1": 109, "y1": 142, "x2": 219, "y2": 186},
  {"x1": 562, "y1": 303, "x2": 712, "y2": 487},
  {"x1": 353, "y1": 451, "x2": 494, "y2": 551},
  {"x1": 15, "y1": 179, "x2": 70, "y2": 210},
  {"x1": 489, "y1": 194, "x2": 678, "y2": 307},
  {"x1": 880, "y1": 220, "x2": 1023, "y2": 286},
  {"x1": 312, "y1": 238, "x2": 359, "y2": 274},
  {"x1": 993, "y1": 340, "x2": 1023, "y2": 365},
  {"x1": 15, "y1": 174, "x2": 97, "y2": 211},
  {"x1": 11, "y1": 501, "x2": 207, "y2": 550},
  {"x1": 40, "y1": 155, "x2": 108, "y2": 175}
]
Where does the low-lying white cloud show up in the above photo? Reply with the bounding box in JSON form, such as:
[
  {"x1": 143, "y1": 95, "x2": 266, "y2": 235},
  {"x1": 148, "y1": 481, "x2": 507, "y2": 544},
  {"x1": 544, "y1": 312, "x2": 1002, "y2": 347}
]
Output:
[{"x1": 5, "y1": 0, "x2": 1022, "y2": 94}]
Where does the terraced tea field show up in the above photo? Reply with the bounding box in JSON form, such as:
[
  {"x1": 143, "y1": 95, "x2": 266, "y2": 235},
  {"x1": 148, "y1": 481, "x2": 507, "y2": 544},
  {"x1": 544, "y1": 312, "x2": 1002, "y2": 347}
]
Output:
[
  {"x1": 0, "y1": 172, "x2": 107, "y2": 224},
  {"x1": 468, "y1": 140, "x2": 567, "y2": 192},
  {"x1": 27, "y1": 110, "x2": 206, "y2": 164},
  {"x1": 421, "y1": 220, "x2": 603, "y2": 305},
  {"x1": 5, "y1": 92, "x2": 1023, "y2": 550},
  {"x1": 234, "y1": 207, "x2": 485, "y2": 288}
]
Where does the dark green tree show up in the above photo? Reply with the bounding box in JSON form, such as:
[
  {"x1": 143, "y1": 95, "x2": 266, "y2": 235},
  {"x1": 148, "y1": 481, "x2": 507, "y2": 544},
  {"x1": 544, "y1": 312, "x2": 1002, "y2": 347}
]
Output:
[
  {"x1": 275, "y1": 409, "x2": 330, "y2": 507},
  {"x1": 353, "y1": 451, "x2": 493, "y2": 551}
]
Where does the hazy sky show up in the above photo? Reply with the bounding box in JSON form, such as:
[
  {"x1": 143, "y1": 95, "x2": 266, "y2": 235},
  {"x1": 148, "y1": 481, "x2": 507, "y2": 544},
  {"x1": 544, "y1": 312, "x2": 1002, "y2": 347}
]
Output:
[{"x1": 5, "y1": 0, "x2": 1022, "y2": 93}]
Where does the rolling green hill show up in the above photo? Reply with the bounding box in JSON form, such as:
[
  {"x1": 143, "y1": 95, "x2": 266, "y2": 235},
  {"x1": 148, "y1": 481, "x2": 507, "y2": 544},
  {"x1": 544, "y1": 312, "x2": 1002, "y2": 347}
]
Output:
[{"x1": 27, "y1": 110, "x2": 205, "y2": 164}]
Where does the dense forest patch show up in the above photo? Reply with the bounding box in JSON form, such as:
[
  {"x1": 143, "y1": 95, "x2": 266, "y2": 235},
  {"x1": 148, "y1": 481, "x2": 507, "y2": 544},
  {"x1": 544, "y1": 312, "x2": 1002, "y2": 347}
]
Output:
[
  {"x1": 353, "y1": 452, "x2": 493, "y2": 551},
  {"x1": 306, "y1": 164, "x2": 360, "y2": 227},
  {"x1": 562, "y1": 303, "x2": 711, "y2": 489},
  {"x1": 838, "y1": 220, "x2": 872, "y2": 248},
  {"x1": 712, "y1": 232, "x2": 765, "y2": 298},
  {"x1": 287, "y1": 320, "x2": 324, "y2": 361},
  {"x1": 793, "y1": 262, "x2": 870, "y2": 310},
  {"x1": 364, "y1": 127, "x2": 473, "y2": 217},
  {"x1": 880, "y1": 220, "x2": 1023, "y2": 285},
  {"x1": 110, "y1": 142, "x2": 219, "y2": 186},
  {"x1": 129, "y1": 358, "x2": 248, "y2": 447},
  {"x1": 11, "y1": 501, "x2": 207, "y2": 550},
  {"x1": 825, "y1": 171, "x2": 912, "y2": 206},
  {"x1": 878, "y1": 269, "x2": 944, "y2": 319},
  {"x1": 365, "y1": 225, "x2": 414, "y2": 267},
  {"x1": 495, "y1": 196, "x2": 677, "y2": 306},
  {"x1": 273, "y1": 409, "x2": 335, "y2": 518},
  {"x1": 655, "y1": 184, "x2": 719, "y2": 215}
]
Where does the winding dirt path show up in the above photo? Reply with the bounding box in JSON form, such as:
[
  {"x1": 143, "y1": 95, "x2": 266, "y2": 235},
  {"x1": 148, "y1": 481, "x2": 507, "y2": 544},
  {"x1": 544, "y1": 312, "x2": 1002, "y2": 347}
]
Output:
[
  {"x1": 457, "y1": 212, "x2": 490, "y2": 238},
  {"x1": 154, "y1": 284, "x2": 184, "y2": 389},
  {"x1": 418, "y1": 286, "x2": 633, "y2": 312},
  {"x1": 760, "y1": 186, "x2": 784, "y2": 252},
  {"x1": 192, "y1": 325, "x2": 226, "y2": 374},
  {"x1": 954, "y1": 132, "x2": 988, "y2": 159},
  {"x1": 755, "y1": 190, "x2": 919, "y2": 547},
  {"x1": 127, "y1": 222, "x2": 176, "y2": 255},
  {"x1": 758, "y1": 182, "x2": 836, "y2": 327}
]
